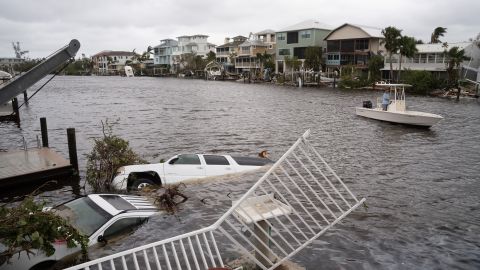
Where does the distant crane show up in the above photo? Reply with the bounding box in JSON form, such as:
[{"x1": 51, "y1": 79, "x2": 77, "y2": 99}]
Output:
[{"x1": 12, "y1": 41, "x2": 29, "y2": 59}]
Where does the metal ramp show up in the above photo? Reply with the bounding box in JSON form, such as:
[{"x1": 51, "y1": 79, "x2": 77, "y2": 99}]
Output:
[{"x1": 66, "y1": 130, "x2": 365, "y2": 270}]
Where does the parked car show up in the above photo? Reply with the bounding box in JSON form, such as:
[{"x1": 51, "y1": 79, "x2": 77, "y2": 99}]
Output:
[
  {"x1": 0, "y1": 194, "x2": 160, "y2": 270},
  {"x1": 112, "y1": 154, "x2": 273, "y2": 190}
]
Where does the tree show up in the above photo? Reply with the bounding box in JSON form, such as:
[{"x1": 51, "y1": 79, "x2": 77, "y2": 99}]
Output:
[
  {"x1": 303, "y1": 46, "x2": 323, "y2": 71},
  {"x1": 368, "y1": 55, "x2": 384, "y2": 86},
  {"x1": 205, "y1": 51, "x2": 216, "y2": 63},
  {"x1": 256, "y1": 51, "x2": 272, "y2": 75},
  {"x1": 444, "y1": 46, "x2": 470, "y2": 100},
  {"x1": 381, "y1": 26, "x2": 402, "y2": 82},
  {"x1": 416, "y1": 39, "x2": 424, "y2": 44},
  {"x1": 430, "y1": 27, "x2": 447, "y2": 44},
  {"x1": 398, "y1": 36, "x2": 418, "y2": 82},
  {"x1": 284, "y1": 56, "x2": 301, "y2": 81}
]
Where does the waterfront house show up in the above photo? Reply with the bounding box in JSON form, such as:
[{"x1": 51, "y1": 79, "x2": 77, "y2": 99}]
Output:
[
  {"x1": 215, "y1": 35, "x2": 248, "y2": 73},
  {"x1": 254, "y1": 29, "x2": 276, "y2": 55},
  {"x1": 153, "y1": 39, "x2": 178, "y2": 68},
  {"x1": 92, "y1": 50, "x2": 137, "y2": 75},
  {"x1": 381, "y1": 41, "x2": 480, "y2": 81},
  {"x1": 171, "y1": 34, "x2": 216, "y2": 71},
  {"x1": 235, "y1": 38, "x2": 270, "y2": 74},
  {"x1": 324, "y1": 23, "x2": 384, "y2": 74},
  {"x1": 275, "y1": 19, "x2": 332, "y2": 73}
]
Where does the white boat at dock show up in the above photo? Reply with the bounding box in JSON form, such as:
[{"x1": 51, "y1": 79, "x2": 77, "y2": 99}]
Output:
[{"x1": 355, "y1": 83, "x2": 443, "y2": 127}]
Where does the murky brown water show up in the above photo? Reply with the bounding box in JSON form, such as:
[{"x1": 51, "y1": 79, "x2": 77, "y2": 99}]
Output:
[{"x1": 1, "y1": 76, "x2": 479, "y2": 269}]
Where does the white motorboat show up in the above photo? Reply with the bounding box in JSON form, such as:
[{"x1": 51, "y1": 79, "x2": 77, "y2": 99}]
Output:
[{"x1": 355, "y1": 83, "x2": 443, "y2": 127}]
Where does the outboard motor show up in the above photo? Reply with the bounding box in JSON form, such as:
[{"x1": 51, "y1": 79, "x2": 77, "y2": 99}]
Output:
[{"x1": 363, "y1": 100, "x2": 372, "y2": 108}]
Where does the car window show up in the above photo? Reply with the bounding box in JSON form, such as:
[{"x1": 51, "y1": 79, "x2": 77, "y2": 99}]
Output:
[
  {"x1": 103, "y1": 217, "x2": 147, "y2": 239},
  {"x1": 55, "y1": 197, "x2": 112, "y2": 236},
  {"x1": 231, "y1": 156, "x2": 272, "y2": 166},
  {"x1": 172, "y1": 154, "x2": 201, "y2": 165},
  {"x1": 204, "y1": 155, "x2": 230, "y2": 165}
]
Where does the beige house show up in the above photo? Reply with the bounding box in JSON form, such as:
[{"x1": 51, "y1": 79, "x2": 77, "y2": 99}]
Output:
[
  {"x1": 92, "y1": 51, "x2": 137, "y2": 75},
  {"x1": 324, "y1": 23, "x2": 384, "y2": 73}
]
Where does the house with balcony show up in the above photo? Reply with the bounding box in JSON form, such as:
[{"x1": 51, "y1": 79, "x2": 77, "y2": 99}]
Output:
[
  {"x1": 153, "y1": 39, "x2": 177, "y2": 67},
  {"x1": 215, "y1": 36, "x2": 248, "y2": 73},
  {"x1": 235, "y1": 39, "x2": 269, "y2": 73},
  {"x1": 171, "y1": 34, "x2": 215, "y2": 71},
  {"x1": 275, "y1": 19, "x2": 332, "y2": 73},
  {"x1": 324, "y1": 23, "x2": 384, "y2": 74},
  {"x1": 254, "y1": 29, "x2": 276, "y2": 55},
  {"x1": 381, "y1": 41, "x2": 480, "y2": 81},
  {"x1": 91, "y1": 50, "x2": 137, "y2": 75}
]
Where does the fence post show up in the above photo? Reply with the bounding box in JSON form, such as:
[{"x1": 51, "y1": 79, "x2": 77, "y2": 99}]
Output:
[
  {"x1": 23, "y1": 91, "x2": 28, "y2": 104},
  {"x1": 12, "y1": 98, "x2": 20, "y2": 124},
  {"x1": 254, "y1": 220, "x2": 271, "y2": 269},
  {"x1": 67, "y1": 128, "x2": 79, "y2": 173},
  {"x1": 40, "y1": 117, "x2": 48, "y2": 147}
]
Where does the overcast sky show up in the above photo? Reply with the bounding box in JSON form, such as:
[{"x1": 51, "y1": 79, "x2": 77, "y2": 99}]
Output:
[{"x1": 0, "y1": 0, "x2": 478, "y2": 58}]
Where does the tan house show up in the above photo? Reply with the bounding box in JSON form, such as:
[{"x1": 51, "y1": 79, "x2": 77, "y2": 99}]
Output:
[
  {"x1": 324, "y1": 23, "x2": 384, "y2": 73},
  {"x1": 215, "y1": 36, "x2": 248, "y2": 73},
  {"x1": 92, "y1": 51, "x2": 137, "y2": 75},
  {"x1": 235, "y1": 39, "x2": 269, "y2": 73}
]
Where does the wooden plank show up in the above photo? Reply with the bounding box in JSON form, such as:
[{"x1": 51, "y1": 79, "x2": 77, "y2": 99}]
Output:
[{"x1": 0, "y1": 148, "x2": 72, "y2": 185}]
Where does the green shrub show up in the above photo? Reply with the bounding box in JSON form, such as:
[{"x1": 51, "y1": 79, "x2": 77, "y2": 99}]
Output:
[
  {"x1": 402, "y1": 70, "x2": 435, "y2": 94},
  {"x1": 86, "y1": 120, "x2": 146, "y2": 192},
  {"x1": 0, "y1": 196, "x2": 88, "y2": 264}
]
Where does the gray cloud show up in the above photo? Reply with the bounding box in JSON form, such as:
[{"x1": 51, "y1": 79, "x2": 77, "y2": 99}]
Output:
[{"x1": 0, "y1": 0, "x2": 478, "y2": 58}]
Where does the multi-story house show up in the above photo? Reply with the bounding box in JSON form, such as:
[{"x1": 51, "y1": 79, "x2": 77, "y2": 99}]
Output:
[
  {"x1": 91, "y1": 51, "x2": 137, "y2": 75},
  {"x1": 275, "y1": 19, "x2": 332, "y2": 73},
  {"x1": 153, "y1": 39, "x2": 178, "y2": 67},
  {"x1": 235, "y1": 39, "x2": 269, "y2": 73},
  {"x1": 215, "y1": 36, "x2": 248, "y2": 73},
  {"x1": 382, "y1": 42, "x2": 480, "y2": 81},
  {"x1": 324, "y1": 23, "x2": 384, "y2": 74},
  {"x1": 254, "y1": 29, "x2": 276, "y2": 55}
]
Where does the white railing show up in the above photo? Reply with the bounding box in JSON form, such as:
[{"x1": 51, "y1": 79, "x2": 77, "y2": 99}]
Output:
[{"x1": 66, "y1": 130, "x2": 365, "y2": 270}]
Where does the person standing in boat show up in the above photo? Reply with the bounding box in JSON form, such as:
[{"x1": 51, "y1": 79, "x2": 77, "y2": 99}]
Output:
[{"x1": 382, "y1": 90, "x2": 390, "y2": 111}]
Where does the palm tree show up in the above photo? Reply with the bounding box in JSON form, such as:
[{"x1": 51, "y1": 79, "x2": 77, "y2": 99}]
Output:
[
  {"x1": 397, "y1": 36, "x2": 418, "y2": 81},
  {"x1": 430, "y1": 27, "x2": 447, "y2": 44},
  {"x1": 381, "y1": 26, "x2": 402, "y2": 82},
  {"x1": 444, "y1": 46, "x2": 470, "y2": 100}
]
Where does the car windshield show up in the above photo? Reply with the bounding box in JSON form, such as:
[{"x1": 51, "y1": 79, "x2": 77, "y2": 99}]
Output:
[{"x1": 55, "y1": 197, "x2": 112, "y2": 236}]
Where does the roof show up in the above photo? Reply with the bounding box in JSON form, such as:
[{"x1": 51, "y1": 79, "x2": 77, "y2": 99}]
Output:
[
  {"x1": 255, "y1": 29, "x2": 276, "y2": 35},
  {"x1": 278, "y1": 19, "x2": 332, "y2": 32},
  {"x1": 92, "y1": 50, "x2": 136, "y2": 58},
  {"x1": 89, "y1": 194, "x2": 158, "y2": 216},
  {"x1": 416, "y1": 42, "x2": 472, "y2": 53},
  {"x1": 239, "y1": 39, "x2": 268, "y2": 47},
  {"x1": 177, "y1": 34, "x2": 209, "y2": 38},
  {"x1": 324, "y1": 23, "x2": 383, "y2": 40},
  {"x1": 217, "y1": 39, "x2": 249, "y2": 48}
]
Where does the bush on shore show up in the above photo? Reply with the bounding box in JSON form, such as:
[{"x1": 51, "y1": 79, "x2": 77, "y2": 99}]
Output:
[{"x1": 86, "y1": 120, "x2": 146, "y2": 193}]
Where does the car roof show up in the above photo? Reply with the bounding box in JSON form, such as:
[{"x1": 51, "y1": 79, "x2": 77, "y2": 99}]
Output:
[{"x1": 88, "y1": 194, "x2": 158, "y2": 216}]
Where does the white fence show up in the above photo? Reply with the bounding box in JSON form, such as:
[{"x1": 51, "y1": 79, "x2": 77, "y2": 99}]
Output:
[{"x1": 66, "y1": 130, "x2": 365, "y2": 270}]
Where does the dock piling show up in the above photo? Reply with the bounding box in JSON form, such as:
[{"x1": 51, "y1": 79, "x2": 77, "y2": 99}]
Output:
[
  {"x1": 12, "y1": 98, "x2": 20, "y2": 124},
  {"x1": 23, "y1": 91, "x2": 28, "y2": 105},
  {"x1": 40, "y1": 117, "x2": 49, "y2": 147},
  {"x1": 67, "y1": 128, "x2": 79, "y2": 173}
]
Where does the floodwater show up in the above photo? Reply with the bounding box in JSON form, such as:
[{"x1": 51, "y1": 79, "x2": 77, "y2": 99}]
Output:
[{"x1": 1, "y1": 76, "x2": 479, "y2": 269}]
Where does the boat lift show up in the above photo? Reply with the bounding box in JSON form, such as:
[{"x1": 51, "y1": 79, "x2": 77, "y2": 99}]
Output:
[{"x1": 66, "y1": 130, "x2": 365, "y2": 270}]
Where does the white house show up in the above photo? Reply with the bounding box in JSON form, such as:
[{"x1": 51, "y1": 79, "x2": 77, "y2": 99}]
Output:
[{"x1": 92, "y1": 51, "x2": 137, "y2": 75}]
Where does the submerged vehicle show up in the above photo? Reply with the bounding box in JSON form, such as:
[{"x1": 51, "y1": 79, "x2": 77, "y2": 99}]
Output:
[
  {"x1": 112, "y1": 154, "x2": 273, "y2": 190},
  {"x1": 0, "y1": 194, "x2": 159, "y2": 270},
  {"x1": 355, "y1": 83, "x2": 443, "y2": 127}
]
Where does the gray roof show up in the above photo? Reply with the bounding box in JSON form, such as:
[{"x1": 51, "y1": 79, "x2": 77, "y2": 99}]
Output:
[
  {"x1": 415, "y1": 42, "x2": 472, "y2": 53},
  {"x1": 324, "y1": 23, "x2": 383, "y2": 40},
  {"x1": 255, "y1": 29, "x2": 276, "y2": 35},
  {"x1": 278, "y1": 19, "x2": 332, "y2": 32}
]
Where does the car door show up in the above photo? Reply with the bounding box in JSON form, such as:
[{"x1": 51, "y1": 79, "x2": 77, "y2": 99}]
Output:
[
  {"x1": 163, "y1": 154, "x2": 206, "y2": 183},
  {"x1": 203, "y1": 155, "x2": 234, "y2": 177}
]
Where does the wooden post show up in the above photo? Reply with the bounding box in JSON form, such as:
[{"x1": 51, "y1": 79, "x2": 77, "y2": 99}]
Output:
[
  {"x1": 40, "y1": 117, "x2": 48, "y2": 147},
  {"x1": 12, "y1": 98, "x2": 20, "y2": 124},
  {"x1": 67, "y1": 128, "x2": 79, "y2": 173},
  {"x1": 254, "y1": 220, "x2": 271, "y2": 269},
  {"x1": 23, "y1": 91, "x2": 28, "y2": 104},
  {"x1": 333, "y1": 76, "x2": 336, "y2": 89}
]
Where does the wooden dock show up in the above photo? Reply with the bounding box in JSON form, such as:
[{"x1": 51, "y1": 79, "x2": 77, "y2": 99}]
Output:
[{"x1": 0, "y1": 148, "x2": 73, "y2": 188}]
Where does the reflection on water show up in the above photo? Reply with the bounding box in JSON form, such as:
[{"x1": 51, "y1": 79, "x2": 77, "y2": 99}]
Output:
[{"x1": 1, "y1": 76, "x2": 479, "y2": 269}]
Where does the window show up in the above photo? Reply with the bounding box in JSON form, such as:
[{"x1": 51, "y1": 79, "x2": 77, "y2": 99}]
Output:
[
  {"x1": 327, "y1": 41, "x2": 340, "y2": 52},
  {"x1": 293, "y1": 47, "x2": 307, "y2": 59},
  {"x1": 277, "y1": 33, "x2": 286, "y2": 41},
  {"x1": 300, "y1": 30, "x2": 311, "y2": 39},
  {"x1": 171, "y1": 154, "x2": 201, "y2": 165},
  {"x1": 340, "y1": 40, "x2": 354, "y2": 52},
  {"x1": 232, "y1": 156, "x2": 271, "y2": 166},
  {"x1": 279, "y1": 49, "x2": 290, "y2": 55},
  {"x1": 204, "y1": 155, "x2": 230, "y2": 165},
  {"x1": 104, "y1": 218, "x2": 147, "y2": 239},
  {"x1": 355, "y1": 39, "x2": 369, "y2": 50},
  {"x1": 287, "y1": 32, "x2": 298, "y2": 44}
]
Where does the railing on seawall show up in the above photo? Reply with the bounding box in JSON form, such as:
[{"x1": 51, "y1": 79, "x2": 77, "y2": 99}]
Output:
[{"x1": 66, "y1": 130, "x2": 365, "y2": 270}]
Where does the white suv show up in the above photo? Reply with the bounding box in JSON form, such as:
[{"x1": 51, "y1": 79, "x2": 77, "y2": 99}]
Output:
[
  {"x1": 0, "y1": 194, "x2": 160, "y2": 270},
  {"x1": 112, "y1": 154, "x2": 272, "y2": 190}
]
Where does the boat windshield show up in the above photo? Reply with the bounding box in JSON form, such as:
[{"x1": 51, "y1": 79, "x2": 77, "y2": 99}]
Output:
[{"x1": 55, "y1": 197, "x2": 112, "y2": 236}]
